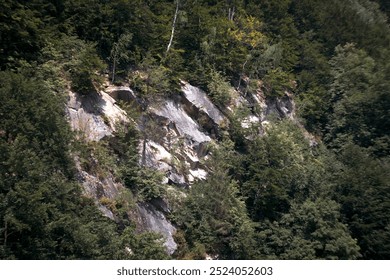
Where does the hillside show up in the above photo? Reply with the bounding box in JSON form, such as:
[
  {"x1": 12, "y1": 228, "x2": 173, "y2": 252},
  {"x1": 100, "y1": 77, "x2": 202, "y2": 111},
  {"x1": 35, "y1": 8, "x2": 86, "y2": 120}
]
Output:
[{"x1": 1, "y1": 0, "x2": 389, "y2": 260}]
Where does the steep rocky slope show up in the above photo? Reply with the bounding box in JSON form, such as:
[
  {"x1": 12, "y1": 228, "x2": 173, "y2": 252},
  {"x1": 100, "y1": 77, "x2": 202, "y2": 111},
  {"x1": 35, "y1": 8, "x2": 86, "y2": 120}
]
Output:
[{"x1": 65, "y1": 79, "x2": 299, "y2": 254}]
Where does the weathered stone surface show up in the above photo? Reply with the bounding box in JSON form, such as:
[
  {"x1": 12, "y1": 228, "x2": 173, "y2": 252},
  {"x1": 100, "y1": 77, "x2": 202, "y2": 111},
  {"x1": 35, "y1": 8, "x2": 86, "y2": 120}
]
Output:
[
  {"x1": 241, "y1": 115, "x2": 260, "y2": 128},
  {"x1": 264, "y1": 93, "x2": 295, "y2": 120},
  {"x1": 150, "y1": 197, "x2": 171, "y2": 214},
  {"x1": 66, "y1": 90, "x2": 127, "y2": 141},
  {"x1": 136, "y1": 203, "x2": 177, "y2": 255},
  {"x1": 145, "y1": 95, "x2": 214, "y2": 186},
  {"x1": 80, "y1": 171, "x2": 121, "y2": 199},
  {"x1": 168, "y1": 171, "x2": 187, "y2": 186},
  {"x1": 64, "y1": 78, "x2": 309, "y2": 258},
  {"x1": 236, "y1": 89, "x2": 296, "y2": 125},
  {"x1": 105, "y1": 85, "x2": 137, "y2": 103},
  {"x1": 99, "y1": 90, "x2": 128, "y2": 126},
  {"x1": 67, "y1": 91, "x2": 112, "y2": 141},
  {"x1": 181, "y1": 81, "x2": 226, "y2": 127},
  {"x1": 74, "y1": 154, "x2": 180, "y2": 254},
  {"x1": 153, "y1": 101, "x2": 211, "y2": 145},
  {"x1": 188, "y1": 168, "x2": 207, "y2": 183},
  {"x1": 98, "y1": 205, "x2": 116, "y2": 220},
  {"x1": 142, "y1": 140, "x2": 172, "y2": 172},
  {"x1": 75, "y1": 164, "x2": 123, "y2": 221}
]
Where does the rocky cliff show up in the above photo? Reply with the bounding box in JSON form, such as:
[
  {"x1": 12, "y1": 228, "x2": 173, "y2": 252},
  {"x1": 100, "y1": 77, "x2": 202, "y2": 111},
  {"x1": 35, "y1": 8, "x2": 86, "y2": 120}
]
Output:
[{"x1": 65, "y1": 79, "x2": 298, "y2": 254}]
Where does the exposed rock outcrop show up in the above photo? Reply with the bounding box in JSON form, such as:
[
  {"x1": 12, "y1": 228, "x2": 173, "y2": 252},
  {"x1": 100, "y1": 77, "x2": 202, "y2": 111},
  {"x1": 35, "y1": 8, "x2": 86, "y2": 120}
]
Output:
[
  {"x1": 136, "y1": 203, "x2": 177, "y2": 255},
  {"x1": 66, "y1": 88, "x2": 178, "y2": 254},
  {"x1": 105, "y1": 85, "x2": 137, "y2": 103},
  {"x1": 250, "y1": 89, "x2": 295, "y2": 121},
  {"x1": 65, "y1": 80, "x2": 299, "y2": 256},
  {"x1": 181, "y1": 81, "x2": 227, "y2": 138},
  {"x1": 153, "y1": 100, "x2": 211, "y2": 145},
  {"x1": 66, "y1": 90, "x2": 127, "y2": 141},
  {"x1": 143, "y1": 87, "x2": 223, "y2": 185}
]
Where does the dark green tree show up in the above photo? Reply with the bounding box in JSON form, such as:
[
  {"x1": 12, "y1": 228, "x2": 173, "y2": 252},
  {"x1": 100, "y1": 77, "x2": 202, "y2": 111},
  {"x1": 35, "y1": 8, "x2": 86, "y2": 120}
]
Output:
[
  {"x1": 175, "y1": 140, "x2": 256, "y2": 259},
  {"x1": 326, "y1": 44, "x2": 390, "y2": 157},
  {"x1": 0, "y1": 71, "x2": 116, "y2": 259},
  {"x1": 242, "y1": 121, "x2": 325, "y2": 222},
  {"x1": 334, "y1": 144, "x2": 390, "y2": 259},
  {"x1": 257, "y1": 199, "x2": 361, "y2": 259}
]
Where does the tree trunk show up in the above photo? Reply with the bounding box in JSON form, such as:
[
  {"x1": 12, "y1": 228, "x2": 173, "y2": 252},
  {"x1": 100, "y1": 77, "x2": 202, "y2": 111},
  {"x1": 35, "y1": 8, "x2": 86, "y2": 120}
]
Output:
[
  {"x1": 111, "y1": 54, "x2": 116, "y2": 83},
  {"x1": 3, "y1": 220, "x2": 7, "y2": 247},
  {"x1": 228, "y1": 6, "x2": 235, "y2": 21},
  {"x1": 111, "y1": 43, "x2": 118, "y2": 83},
  {"x1": 237, "y1": 59, "x2": 248, "y2": 92},
  {"x1": 166, "y1": 0, "x2": 179, "y2": 53},
  {"x1": 142, "y1": 134, "x2": 147, "y2": 167}
]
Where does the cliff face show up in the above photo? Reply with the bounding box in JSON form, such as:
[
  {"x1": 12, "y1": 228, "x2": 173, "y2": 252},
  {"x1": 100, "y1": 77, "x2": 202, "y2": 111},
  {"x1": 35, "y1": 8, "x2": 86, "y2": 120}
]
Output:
[{"x1": 65, "y1": 79, "x2": 297, "y2": 254}]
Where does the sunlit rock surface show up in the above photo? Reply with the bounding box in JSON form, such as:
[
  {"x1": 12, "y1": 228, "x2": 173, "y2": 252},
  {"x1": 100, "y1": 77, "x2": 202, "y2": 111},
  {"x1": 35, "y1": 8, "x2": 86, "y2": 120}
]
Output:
[
  {"x1": 181, "y1": 81, "x2": 225, "y2": 126},
  {"x1": 65, "y1": 80, "x2": 299, "y2": 256},
  {"x1": 153, "y1": 100, "x2": 211, "y2": 144},
  {"x1": 136, "y1": 203, "x2": 177, "y2": 255},
  {"x1": 143, "y1": 140, "x2": 172, "y2": 172},
  {"x1": 66, "y1": 87, "x2": 179, "y2": 254},
  {"x1": 66, "y1": 90, "x2": 127, "y2": 141}
]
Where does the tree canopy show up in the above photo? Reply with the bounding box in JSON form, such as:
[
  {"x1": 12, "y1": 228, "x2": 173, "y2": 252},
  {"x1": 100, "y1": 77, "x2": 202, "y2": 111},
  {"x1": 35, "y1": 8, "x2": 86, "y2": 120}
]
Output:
[{"x1": 1, "y1": 0, "x2": 389, "y2": 259}]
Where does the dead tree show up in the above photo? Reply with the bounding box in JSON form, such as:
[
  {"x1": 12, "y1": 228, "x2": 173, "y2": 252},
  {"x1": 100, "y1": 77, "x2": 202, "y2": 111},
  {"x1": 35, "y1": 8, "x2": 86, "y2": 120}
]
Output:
[{"x1": 166, "y1": 0, "x2": 180, "y2": 53}]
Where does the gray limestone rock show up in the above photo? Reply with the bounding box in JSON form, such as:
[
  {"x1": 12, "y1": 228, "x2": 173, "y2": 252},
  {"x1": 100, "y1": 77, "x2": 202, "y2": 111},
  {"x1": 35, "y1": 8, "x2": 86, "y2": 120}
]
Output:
[
  {"x1": 66, "y1": 90, "x2": 127, "y2": 141},
  {"x1": 181, "y1": 81, "x2": 226, "y2": 126},
  {"x1": 153, "y1": 100, "x2": 211, "y2": 145},
  {"x1": 105, "y1": 85, "x2": 137, "y2": 103},
  {"x1": 136, "y1": 203, "x2": 177, "y2": 255}
]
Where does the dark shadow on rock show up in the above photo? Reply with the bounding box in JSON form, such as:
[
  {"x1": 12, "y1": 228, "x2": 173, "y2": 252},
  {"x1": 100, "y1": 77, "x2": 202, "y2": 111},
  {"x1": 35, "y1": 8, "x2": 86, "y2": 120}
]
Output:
[{"x1": 75, "y1": 90, "x2": 107, "y2": 116}]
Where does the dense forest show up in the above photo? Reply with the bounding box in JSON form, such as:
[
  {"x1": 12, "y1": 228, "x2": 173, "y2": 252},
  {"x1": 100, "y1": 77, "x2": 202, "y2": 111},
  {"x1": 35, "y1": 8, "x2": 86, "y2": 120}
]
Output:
[{"x1": 1, "y1": 0, "x2": 389, "y2": 259}]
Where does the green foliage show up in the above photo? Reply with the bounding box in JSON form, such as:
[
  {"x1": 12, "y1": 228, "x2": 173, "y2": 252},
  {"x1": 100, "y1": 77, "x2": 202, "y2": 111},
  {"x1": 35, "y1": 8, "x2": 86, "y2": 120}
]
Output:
[
  {"x1": 334, "y1": 144, "x2": 390, "y2": 259},
  {"x1": 329, "y1": 44, "x2": 375, "y2": 98},
  {"x1": 0, "y1": 71, "x2": 120, "y2": 259},
  {"x1": 242, "y1": 120, "x2": 325, "y2": 221},
  {"x1": 239, "y1": 120, "x2": 362, "y2": 259},
  {"x1": 288, "y1": 0, "x2": 390, "y2": 137},
  {"x1": 296, "y1": 86, "x2": 330, "y2": 134},
  {"x1": 258, "y1": 199, "x2": 361, "y2": 259},
  {"x1": 110, "y1": 33, "x2": 133, "y2": 83},
  {"x1": 130, "y1": 54, "x2": 176, "y2": 98},
  {"x1": 119, "y1": 227, "x2": 170, "y2": 260},
  {"x1": 67, "y1": 42, "x2": 106, "y2": 94},
  {"x1": 0, "y1": 70, "x2": 169, "y2": 260},
  {"x1": 247, "y1": 43, "x2": 284, "y2": 79},
  {"x1": 76, "y1": 140, "x2": 118, "y2": 178},
  {"x1": 112, "y1": 123, "x2": 166, "y2": 202},
  {"x1": 262, "y1": 68, "x2": 294, "y2": 98},
  {"x1": 295, "y1": 31, "x2": 331, "y2": 89},
  {"x1": 1, "y1": 0, "x2": 389, "y2": 261},
  {"x1": 37, "y1": 34, "x2": 106, "y2": 95},
  {"x1": 206, "y1": 69, "x2": 233, "y2": 107},
  {"x1": 373, "y1": 0, "x2": 390, "y2": 18},
  {"x1": 175, "y1": 140, "x2": 257, "y2": 259},
  {"x1": 133, "y1": 168, "x2": 166, "y2": 202},
  {"x1": 0, "y1": 71, "x2": 73, "y2": 172},
  {"x1": 173, "y1": 229, "x2": 208, "y2": 260},
  {"x1": 326, "y1": 44, "x2": 390, "y2": 157},
  {"x1": 291, "y1": 0, "x2": 390, "y2": 56},
  {"x1": 0, "y1": 0, "x2": 46, "y2": 69},
  {"x1": 226, "y1": 105, "x2": 254, "y2": 151}
]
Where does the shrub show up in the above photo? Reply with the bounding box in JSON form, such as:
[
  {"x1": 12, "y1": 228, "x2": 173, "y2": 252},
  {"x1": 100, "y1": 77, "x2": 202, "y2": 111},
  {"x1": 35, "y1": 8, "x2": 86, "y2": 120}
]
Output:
[
  {"x1": 207, "y1": 69, "x2": 233, "y2": 107},
  {"x1": 262, "y1": 68, "x2": 293, "y2": 98}
]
